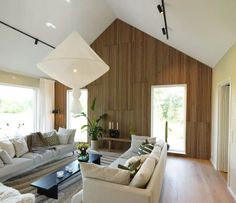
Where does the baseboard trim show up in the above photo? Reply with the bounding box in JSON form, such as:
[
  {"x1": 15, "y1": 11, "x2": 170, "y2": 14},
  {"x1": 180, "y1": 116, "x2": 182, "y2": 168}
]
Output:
[
  {"x1": 228, "y1": 187, "x2": 236, "y2": 201},
  {"x1": 210, "y1": 158, "x2": 217, "y2": 169}
]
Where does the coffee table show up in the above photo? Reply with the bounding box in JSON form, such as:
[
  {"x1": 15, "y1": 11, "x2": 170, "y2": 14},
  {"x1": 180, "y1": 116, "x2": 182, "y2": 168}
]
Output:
[{"x1": 31, "y1": 153, "x2": 102, "y2": 199}]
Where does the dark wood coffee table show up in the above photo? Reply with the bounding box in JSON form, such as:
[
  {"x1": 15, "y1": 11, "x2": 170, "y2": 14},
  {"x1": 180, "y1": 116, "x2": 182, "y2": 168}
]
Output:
[{"x1": 31, "y1": 153, "x2": 102, "y2": 199}]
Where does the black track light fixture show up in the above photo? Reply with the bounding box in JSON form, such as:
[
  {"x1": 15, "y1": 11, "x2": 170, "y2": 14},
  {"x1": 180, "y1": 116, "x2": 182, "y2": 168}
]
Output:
[
  {"x1": 157, "y1": 4, "x2": 163, "y2": 14},
  {"x1": 0, "y1": 20, "x2": 55, "y2": 49},
  {"x1": 157, "y1": 0, "x2": 169, "y2": 40},
  {"x1": 34, "y1": 39, "x2": 39, "y2": 45},
  {"x1": 162, "y1": 27, "x2": 166, "y2": 35}
]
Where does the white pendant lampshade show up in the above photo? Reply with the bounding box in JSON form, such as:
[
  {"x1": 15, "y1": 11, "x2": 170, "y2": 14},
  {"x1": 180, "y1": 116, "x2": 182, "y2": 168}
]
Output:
[
  {"x1": 37, "y1": 31, "x2": 109, "y2": 89},
  {"x1": 37, "y1": 32, "x2": 109, "y2": 114}
]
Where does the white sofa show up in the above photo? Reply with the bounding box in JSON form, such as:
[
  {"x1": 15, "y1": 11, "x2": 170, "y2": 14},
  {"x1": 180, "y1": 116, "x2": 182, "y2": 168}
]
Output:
[
  {"x1": 0, "y1": 144, "x2": 75, "y2": 182},
  {"x1": 0, "y1": 183, "x2": 35, "y2": 203},
  {"x1": 72, "y1": 143, "x2": 167, "y2": 203}
]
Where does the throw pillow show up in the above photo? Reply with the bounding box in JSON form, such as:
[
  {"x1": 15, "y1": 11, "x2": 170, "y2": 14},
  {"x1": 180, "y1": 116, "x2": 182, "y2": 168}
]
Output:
[
  {"x1": 0, "y1": 157, "x2": 4, "y2": 168},
  {"x1": 124, "y1": 154, "x2": 149, "y2": 167},
  {"x1": 130, "y1": 135, "x2": 156, "y2": 153},
  {"x1": 0, "y1": 140, "x2": 15, "y2": 158},
  {"x1": 12, "y1": 137, "x2": 29, "y2": 158},
  {"x1": 44, "y1": 133, "x2": 60, "y2": 146},
  {"x1": 138, "y1": 140, "x2": 154, "y2": 155},
  {"x1": 118, "y1": 159, "x2": 141, "y2": 177},
  {"x1": 129, "y1": 157, "x2": 156, "y2": 188},
  {"x1": 0, "y1": 150, "x2": 13, "y2": 164},
  {"x1": 80, "y1": 162, "x2": 131, "y2": 185},
  {"x1": 58, "y1": 128, "x2": 76, "y2": 144}
]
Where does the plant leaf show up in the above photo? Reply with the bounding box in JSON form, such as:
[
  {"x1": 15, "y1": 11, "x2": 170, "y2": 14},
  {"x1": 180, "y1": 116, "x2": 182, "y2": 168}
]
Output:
[{"x1": 91, "y1": 98, "x2": 97, "y2": 111}]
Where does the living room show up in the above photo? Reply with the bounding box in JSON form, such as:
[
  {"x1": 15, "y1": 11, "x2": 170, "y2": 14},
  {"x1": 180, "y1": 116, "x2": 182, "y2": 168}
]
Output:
[{"x1": 0, "y1": 0, "x2": 236, "y2": 203}]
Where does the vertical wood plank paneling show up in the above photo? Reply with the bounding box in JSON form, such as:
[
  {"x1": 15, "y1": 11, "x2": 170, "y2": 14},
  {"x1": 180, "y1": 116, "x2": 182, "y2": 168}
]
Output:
[{"x1": 55, "y1": 19, "x2": 212, "y2": 159}]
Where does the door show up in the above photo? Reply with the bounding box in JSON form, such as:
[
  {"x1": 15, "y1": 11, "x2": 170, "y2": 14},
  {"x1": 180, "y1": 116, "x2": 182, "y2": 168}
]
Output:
[{"x1": 151, "y1": 85, "x2": 187, "y2": 154}]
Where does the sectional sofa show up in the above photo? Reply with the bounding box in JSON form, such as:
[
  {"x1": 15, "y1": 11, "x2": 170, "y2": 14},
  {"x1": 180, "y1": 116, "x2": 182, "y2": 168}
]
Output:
[
  {"x1": 72, "y1": 136, "x2": 167, "y2": 203},
  {"x1": 0, "y1": 143, "x2": 75, "y2": 182}
]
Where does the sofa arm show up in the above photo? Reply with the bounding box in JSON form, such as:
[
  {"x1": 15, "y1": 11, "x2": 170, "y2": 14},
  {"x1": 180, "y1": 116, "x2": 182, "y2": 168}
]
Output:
[{"x1": 82, "y1": 178, "x2": 151, "y2": 203}]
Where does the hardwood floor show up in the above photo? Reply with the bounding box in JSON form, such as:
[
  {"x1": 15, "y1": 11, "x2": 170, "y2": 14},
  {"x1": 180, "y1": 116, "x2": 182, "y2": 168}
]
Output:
[{"x1": 160, "y1": 156, "x2": 235, "y2": 203}]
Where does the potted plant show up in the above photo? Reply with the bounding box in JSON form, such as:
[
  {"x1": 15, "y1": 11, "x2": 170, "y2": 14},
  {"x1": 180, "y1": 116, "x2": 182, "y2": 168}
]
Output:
[
  {"x1": 77, "y1": 142, "x2": 90, "y2": 162},
  {"x1": 79, "y1": 98, "x2": 106, "y2": 150}
]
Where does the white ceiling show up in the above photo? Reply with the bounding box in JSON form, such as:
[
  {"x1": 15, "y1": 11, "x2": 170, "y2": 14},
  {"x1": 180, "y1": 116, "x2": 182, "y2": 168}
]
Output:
[
  {"x1": 0, "y1": 0, "x2": 236, "y2": 78},
  {"x1": 0, "y1": 0, "x2": 115, "y2": 78}
]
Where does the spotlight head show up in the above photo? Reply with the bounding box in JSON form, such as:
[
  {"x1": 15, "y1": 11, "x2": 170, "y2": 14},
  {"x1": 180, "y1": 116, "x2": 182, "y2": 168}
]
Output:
[
  {"x1": 157, "y1": 4, "x2": 163, "y2": 13},
  {"x1": 162, "y1": 28, "x2": 166, "y2": 35},
  {"x1": 34, "y1": 39, "x2": 39, "y2": 45}
]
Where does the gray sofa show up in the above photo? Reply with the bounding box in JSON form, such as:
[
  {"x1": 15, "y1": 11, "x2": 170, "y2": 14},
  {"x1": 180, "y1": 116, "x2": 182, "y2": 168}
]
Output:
[{"x1": 0, "y1": 144, "x2": 75, "y2": 182}]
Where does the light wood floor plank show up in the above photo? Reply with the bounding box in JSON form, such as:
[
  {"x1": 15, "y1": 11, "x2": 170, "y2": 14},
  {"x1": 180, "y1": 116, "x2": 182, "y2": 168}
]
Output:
[{"x1": 160, "y1": 156, "x2": 235, "y2": 203}]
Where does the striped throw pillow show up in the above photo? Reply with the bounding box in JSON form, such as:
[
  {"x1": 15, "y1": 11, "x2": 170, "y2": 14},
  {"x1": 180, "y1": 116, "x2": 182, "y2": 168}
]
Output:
[{"x1": 138, "y1": 140, "x2": 154, "y2": 155}]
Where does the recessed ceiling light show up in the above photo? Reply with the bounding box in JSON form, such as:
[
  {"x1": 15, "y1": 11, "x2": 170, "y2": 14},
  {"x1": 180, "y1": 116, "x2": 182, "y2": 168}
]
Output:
[
  {"x1": 65, "y1": 0, "x2": 71, "y2": 3},
  {"x1": 73, "y1": 69, "x2": 77, "y2": 73},
  {"x1": 46, "y1": 22, "x2": 56, "y2": 29}
]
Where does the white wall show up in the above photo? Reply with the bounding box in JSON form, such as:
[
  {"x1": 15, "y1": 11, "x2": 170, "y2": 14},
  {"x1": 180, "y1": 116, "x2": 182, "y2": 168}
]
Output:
[
  {"x1": 0, "y1": 69, "x2": 39, "y2": 87},
  {"x1": 212, "y1": 43, "x2": 236, "y2": 198}
]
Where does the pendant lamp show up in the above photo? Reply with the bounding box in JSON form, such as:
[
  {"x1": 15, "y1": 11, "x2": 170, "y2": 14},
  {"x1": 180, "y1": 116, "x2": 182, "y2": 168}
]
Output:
[{"x1": 37, "y1": 32, "x2": 109, "y2": 114}]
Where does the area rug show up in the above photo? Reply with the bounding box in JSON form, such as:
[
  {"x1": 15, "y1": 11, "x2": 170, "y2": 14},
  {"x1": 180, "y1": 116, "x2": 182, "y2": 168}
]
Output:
[{"x1": 4, "y1": 151, "x2": 121, "y2": 203}]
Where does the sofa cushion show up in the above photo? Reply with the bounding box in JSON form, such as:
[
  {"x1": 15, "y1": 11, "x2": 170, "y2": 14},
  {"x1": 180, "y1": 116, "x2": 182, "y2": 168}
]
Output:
[
  {"x1": 0, "y1": 158, "x2": 33, "y2": 178},
  {"x1": 59, "y1": 128, "x2": 76, "y2": 144},
  {"x1": 155, "y1": 139, "x2": 165, "y2": 149},
  {"x1": 12, "y1": 137, "x2": 29, "y2": 157},
  {"x1": 130, "y1": 135, "x2": 156, "y2": 153},
  {"x1": 109, "y1": 157, "x2": 127, "y2": 168},
  {"x1": 0, "y1": 150, "x2": 13, "y2": 164},
  {"x1": 21, "y1": 152, "x2": 42, "y2": 165},
  {"x1": 0, "y1": 140, "x2": 15, "y2": 158},
  {"x1": 57, "y1": 129, "x2": 71, "y2": 145},
  {"x1": 80, "y1": 162, "x2": 131, "y2": 185},
  {"x1": 149, "y1": 145, "x2": 162, "y2": 163},
  {"x1": 54, "y1": 144, "x2": 75, "y2": 156},
  {"x1": 130, "y1": 157, "x2": 156, "y2": 188}
]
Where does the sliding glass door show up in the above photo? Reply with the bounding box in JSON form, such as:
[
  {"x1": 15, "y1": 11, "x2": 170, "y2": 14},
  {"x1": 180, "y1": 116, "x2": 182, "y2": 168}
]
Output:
[{"x1": 151, "y1": 85, "x2": 187, "y2": 153}]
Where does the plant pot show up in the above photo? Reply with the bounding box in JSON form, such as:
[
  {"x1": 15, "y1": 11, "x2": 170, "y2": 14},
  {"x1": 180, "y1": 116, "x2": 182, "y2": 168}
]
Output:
[{"x1": 91, "y1": 140, "x2": 99, "y2": 150}]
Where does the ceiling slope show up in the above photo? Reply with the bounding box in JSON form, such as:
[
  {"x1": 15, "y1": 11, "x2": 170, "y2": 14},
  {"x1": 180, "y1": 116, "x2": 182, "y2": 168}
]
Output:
[{"x1": 0, "y1": 0, "x2": 236, "y2": 78}]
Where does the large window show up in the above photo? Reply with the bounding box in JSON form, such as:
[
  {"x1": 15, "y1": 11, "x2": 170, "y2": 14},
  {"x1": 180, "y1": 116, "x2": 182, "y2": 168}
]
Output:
[
  {"x1": 67, "y1": 89, "x2": 88, "y2": 142},
  {"x1": 151, "y1": 85, "x2": 187, "y2": 153},
  {"x1": 0, "y1": 84, "x2": 37, "y2": 139}
]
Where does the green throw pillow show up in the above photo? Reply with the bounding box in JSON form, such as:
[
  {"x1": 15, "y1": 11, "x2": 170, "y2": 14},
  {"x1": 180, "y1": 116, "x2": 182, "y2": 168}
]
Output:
[
  {"x1": 118, "y1": 159, "x2": 141, "y2": 178},
  {"x1": 44, "y1": 134, "x2": 60, "y2": 146},
  {"x1": 138, "y1": 140, "x2": 154, "y2": 155}
]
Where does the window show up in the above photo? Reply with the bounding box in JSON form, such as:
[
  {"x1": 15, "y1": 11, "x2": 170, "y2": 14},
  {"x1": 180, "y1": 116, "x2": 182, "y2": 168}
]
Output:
[
  {"x1": 0, "y1": 84, "x2": 37, "y2": 139},
  {"x1": 67, "y1": 89, "x2": 88, "y2": 142},
  {"x1": 151, "y1": 85, "x2": 187, "y2": 153}
]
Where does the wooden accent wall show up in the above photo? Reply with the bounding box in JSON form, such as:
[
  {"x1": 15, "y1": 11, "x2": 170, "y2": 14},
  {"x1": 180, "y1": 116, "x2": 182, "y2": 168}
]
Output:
[{"x1": 54, "y1": 19, "x2": 212, "y2": 159}]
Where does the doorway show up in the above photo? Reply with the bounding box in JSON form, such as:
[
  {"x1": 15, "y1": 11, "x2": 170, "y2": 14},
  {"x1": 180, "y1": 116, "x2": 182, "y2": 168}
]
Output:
[
  {"x1": 151, "y1": 85, "x2": 187, "y2": 154},
  {"x1": 218, "y1": 82, "x2": 231, "y2": 182}
]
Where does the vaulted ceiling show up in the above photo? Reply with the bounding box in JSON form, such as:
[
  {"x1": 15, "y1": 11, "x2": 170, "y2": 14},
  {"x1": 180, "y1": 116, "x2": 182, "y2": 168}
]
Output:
[{"x1": 0, "y1": 0, "x2": 235, "y2": 78}]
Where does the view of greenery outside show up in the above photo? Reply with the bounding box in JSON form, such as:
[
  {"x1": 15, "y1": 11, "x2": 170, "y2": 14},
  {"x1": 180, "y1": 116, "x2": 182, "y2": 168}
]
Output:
[
  {"x1": 67, "y1": 89, "x2": 88, "y2": 142},
  {"x1": 152, "y1": 86, "x2": 186, "y2": 153},
  {"x1": 0, "y1": 85, "x2": 36, "y2": 139}
]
